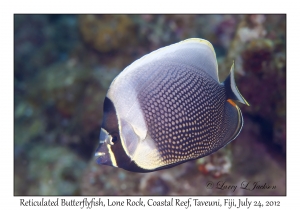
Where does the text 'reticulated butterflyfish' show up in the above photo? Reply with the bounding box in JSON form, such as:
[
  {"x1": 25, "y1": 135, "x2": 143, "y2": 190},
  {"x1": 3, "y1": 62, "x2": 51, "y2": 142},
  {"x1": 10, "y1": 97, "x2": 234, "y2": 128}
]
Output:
[{"x1": 95, "y1": 38, "x2": 249, "y2": 173}]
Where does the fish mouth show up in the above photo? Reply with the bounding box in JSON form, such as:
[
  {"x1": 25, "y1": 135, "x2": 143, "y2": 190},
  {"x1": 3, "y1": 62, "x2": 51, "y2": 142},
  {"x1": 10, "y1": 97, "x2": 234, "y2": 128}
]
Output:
[
  {"x1": 95, "y1": 141, "x2": 105, "y2": 156},
  {"x1": 95, "y1": 151, "x2": 105, "y2": 157},
  {"x1": 94, "y1": 141, "x2": 117, "y2": 167},
  {"x1": 94, "y1": 127, "x2": 116, "y2": 165},
  {"x1": 94, "y1": 144, "x2": 109, "y2": 165}
]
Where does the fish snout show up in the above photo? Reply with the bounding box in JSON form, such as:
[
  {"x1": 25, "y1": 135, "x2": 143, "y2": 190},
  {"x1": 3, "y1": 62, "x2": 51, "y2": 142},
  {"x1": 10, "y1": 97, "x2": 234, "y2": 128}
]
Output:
[{"x1": 95, "y1": 128, "x2": 118, "y2": 166}]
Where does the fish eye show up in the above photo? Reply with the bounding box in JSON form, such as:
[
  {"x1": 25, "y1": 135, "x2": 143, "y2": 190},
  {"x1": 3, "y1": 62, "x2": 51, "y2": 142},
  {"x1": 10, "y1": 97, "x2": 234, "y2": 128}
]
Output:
[{"x1": 112, "y1": 136, "x2": 118, "y2": 143}]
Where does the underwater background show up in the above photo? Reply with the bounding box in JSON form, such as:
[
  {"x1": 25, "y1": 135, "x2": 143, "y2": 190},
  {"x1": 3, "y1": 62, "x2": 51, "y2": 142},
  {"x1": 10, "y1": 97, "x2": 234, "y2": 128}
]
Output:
[{"x1": 14, "y1": 14, "x2": 286, "y2": 196}]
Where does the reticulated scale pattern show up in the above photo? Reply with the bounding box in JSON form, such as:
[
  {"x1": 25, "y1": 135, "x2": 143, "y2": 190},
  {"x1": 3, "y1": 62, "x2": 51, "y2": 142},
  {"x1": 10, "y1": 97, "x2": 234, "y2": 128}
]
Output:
[{"x1": 139, "y1": 62, "x2": 227, "y2": 165}]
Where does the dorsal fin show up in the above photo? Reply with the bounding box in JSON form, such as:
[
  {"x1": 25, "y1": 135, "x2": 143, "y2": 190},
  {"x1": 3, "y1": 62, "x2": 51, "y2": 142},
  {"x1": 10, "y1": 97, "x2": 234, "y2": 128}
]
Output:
[
  {"x1": 114, "y1": 38, "x2": 220, "y2": 84},
  {"x1": 224, "y1": 61, "x2": 249, "y2": 106},
  {"x1": 178, "y1": 38, "x2": 219, "y2": 82}
]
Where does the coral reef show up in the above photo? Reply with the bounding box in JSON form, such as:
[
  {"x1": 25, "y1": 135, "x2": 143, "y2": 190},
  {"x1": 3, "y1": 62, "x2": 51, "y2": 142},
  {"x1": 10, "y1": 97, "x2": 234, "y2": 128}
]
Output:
[
  {"x1": 224, "y1": 15, "x2": 286, "y2": 153},
  {"x1": 79, "y1": 15, "x2": 136, "y2": 53}
]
